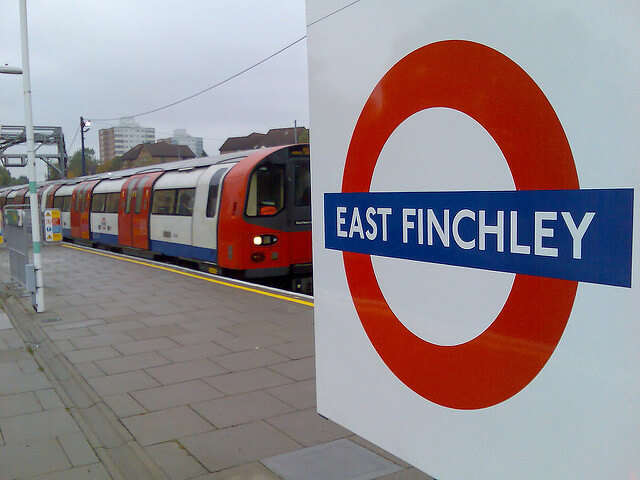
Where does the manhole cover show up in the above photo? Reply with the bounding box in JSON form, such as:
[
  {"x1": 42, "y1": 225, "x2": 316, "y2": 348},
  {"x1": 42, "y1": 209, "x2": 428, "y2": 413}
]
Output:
[{"x1": 262, "y1": 439, "x2": 402, "y2": 480}]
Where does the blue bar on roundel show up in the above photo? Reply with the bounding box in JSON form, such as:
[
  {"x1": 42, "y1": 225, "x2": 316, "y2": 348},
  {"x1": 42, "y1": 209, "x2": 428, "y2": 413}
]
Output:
[{"x1": 324, "y1": 189, "x2": 634, "y2": 287}]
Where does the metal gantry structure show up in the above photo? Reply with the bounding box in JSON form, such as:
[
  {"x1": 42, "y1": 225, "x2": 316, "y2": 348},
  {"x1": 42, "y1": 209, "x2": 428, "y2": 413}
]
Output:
[{"x1": 0, "y1": 125, "x2": 68, "y2": 178}]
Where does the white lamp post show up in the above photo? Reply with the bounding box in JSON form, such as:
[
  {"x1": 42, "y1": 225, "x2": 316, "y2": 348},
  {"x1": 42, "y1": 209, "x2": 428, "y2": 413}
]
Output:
[{"x1": 1, "y1": 0, "x2": 45, "y2": 312}]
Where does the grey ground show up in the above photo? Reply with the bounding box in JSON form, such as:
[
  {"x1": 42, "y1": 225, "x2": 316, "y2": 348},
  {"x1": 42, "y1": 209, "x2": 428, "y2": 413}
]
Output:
[{"x1": 0, "y1": 244, "x2": 432, "y2": 480}]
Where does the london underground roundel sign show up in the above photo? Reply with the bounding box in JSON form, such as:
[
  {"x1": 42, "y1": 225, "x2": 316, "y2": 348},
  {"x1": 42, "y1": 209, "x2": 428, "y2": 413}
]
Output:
[{"x1": 343, "y1": 40, "x2": 579, "y2": 410}]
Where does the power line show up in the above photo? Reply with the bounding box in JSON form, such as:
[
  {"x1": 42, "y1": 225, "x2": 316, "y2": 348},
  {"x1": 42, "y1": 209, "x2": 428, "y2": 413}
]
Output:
[
  {"x1": 68, "y1": 124, "x2": 80, "y2": 151},
  {"x1": 307, "y1": 0, "x2": 361, "y2": 27},
  {"x1": 90, "y1": 36, "x2": 306, "y2": 122},
  {"x1": 88, "y1": 0, "x2": 362, "y2": 123}
]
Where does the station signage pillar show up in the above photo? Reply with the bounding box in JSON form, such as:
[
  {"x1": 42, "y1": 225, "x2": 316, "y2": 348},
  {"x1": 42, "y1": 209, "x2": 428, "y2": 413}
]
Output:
[{"x1": 308, "y1": 2, "x2": 638, "y2": 479}]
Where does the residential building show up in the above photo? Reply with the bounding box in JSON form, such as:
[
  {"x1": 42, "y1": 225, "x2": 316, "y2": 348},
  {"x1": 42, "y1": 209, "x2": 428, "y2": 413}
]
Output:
[
  {"x1": 158, "y1": 129, "x2": 204, "y2": 157},
  {"x1": 98, "y1": 118, "x2": 155, "y2": 162},
  {"x1": 119, "y1": 143, "x2": 195, "y2": 168},
  {"x1": 219, "y1": 127, "x2": 309, "y2": 154}
]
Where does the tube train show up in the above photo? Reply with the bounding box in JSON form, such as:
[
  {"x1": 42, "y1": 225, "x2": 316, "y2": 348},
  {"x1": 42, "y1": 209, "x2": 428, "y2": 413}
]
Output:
[{"x1": 0, "y1": 144, "x2": 312, "y2": 291}]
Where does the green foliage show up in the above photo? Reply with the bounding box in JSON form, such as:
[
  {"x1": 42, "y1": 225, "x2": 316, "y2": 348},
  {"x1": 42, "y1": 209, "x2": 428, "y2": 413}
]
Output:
[
  {"x1": 0, "y1": 166, "x2": 30, "y2": 187},
  {"x1": 66, "y1": 148, "x2": 98, "y2": 178},
  {"x1": 97, "y1": 155, "x2": 123, "y2": 173}
]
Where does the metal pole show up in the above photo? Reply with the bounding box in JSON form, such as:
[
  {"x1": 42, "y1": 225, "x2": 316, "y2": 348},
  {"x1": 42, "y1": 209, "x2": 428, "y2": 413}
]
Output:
[
  {"x1": 19, "y1": 0, "x2": 44, "y2": 312},
  {"x1": 80, "y1": 116, "x2": 86, "y2": 176},
  {"x1": 294, "y1": 120, "x2": 298, "y2": 143}
]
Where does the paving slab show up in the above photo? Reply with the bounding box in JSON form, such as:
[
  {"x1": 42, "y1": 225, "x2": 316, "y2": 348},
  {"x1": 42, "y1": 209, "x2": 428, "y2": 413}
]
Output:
[
  {"x1": 145, "y1": 441, "x2": 208, "y2": 480},
  {"x1": 0, "y1": 391, "x2": 42, "y2": 417},
  {"x1": 214, "y1": 348, "x2": 289, "y2": 372},
  {"x1": 87, "y1": 370, "x2": 161, "y2": 396},
  {"x1": 0, "y1": 437, "x2": 72, "y2": 480},
  {"x1": 114, "y1": 337, "x2": 180, "y2": 355},
  {"x1": 265, "y1": 408, "x2": 352, "y2": 447},
  {"x1": 204, "y1": 367, "x2": 292, "y2": 396},
  {"x1": 131, "y1": 380, "x2": 224, "y2": 411},
  {"x1": 146, "y1": 358, "x2": 228, "y2": 385},
  {"x1": 180, "y1": 421, "x2": 301, "y2": 472},
  {"x1": 24, "y1": 463, "x2": 112, "y2": 480},
  {"x1": 0, "y1": 408, "x2": 80, "y2": 443},
  {"x1": 158, "y1": 342, "x2": 231, "y2": 363},
  {"x1": 266, "y1": 379, "x2": 316, "y2": 410},
  {"x1": 193, "y1": 462, "x2": 283, "y2": 480},
  {"x1": 191, "y1": 390, "x2": 294, "y2": 428},
  {"x1": 121, "y1": 405, "x2": 214, "y2": 446},
  {"x1": 96, "y1": 352, "x2": 170, "y2": 375},
  {"x1": 268, "y1": 357, "x2": 315, "y2": 381}
]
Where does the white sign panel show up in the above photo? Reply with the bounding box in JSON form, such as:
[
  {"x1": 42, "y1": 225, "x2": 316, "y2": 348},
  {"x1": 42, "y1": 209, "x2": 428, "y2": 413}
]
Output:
[{"x1": 308, "y1": 2, "x2": 638, "y2": 479}]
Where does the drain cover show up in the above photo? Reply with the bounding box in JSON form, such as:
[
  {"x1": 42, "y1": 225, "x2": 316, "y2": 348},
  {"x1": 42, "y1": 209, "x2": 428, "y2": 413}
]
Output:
[
  {"x1": 40, "y1": 317, "x2": 62, "y2": 323},
  {"x1": 261, "y1": 439, "x2": 402, "y2": 480}
]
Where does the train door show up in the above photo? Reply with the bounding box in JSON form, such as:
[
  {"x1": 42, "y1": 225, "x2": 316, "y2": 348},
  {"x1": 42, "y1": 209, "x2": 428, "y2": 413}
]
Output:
[
  {"x1": 131, "y1": 172, "x2": 163, "y2": 250},
  {"x1": 287, "y1": 155, "x2": 312, "y2": 264},
  {"x1": 192, "y1": 166, "x2": 229, "y2": 262},
  {"x1": 80, "y1": 180, "x2": 100, "y2": 239},
  {"x1": 118, "y1": 176, "x2": 141, "y2": 247},
  {"x1": 70, "y1": 184, "x2": 84, "y2": 237}
]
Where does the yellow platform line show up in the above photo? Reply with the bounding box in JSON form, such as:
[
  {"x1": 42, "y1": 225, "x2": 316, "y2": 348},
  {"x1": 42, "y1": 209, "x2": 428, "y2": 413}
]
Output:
[{"x1": 62, "y1": 244, "x2": 314, "y2": 307}]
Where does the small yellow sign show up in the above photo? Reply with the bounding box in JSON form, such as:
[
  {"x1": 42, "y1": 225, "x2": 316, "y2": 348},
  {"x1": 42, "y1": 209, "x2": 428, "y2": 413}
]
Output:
[{"x1": 44, "y1": 209, "x2": 62, "y2": 242}]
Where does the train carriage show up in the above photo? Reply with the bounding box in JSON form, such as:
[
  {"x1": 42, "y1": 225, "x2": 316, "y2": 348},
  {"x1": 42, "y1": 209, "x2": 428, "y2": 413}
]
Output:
[
  {"x1": 43, "y1": 144, "x2": 312, "y2": 289},
  {"x1": 90, "y1": 178, "x2": 126, "y2": 245}
]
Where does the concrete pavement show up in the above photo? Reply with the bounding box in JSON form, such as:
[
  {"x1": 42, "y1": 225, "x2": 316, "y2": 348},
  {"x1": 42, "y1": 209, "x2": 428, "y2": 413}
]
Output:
[{"x1": 0, "y1": 244, "x2": 432, "y2": 480}]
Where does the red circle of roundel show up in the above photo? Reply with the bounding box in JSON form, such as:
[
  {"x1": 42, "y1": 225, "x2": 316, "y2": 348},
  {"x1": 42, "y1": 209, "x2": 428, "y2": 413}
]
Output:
[{"x1": 342, "y1": 40, "x2": 579, "y2": 410}]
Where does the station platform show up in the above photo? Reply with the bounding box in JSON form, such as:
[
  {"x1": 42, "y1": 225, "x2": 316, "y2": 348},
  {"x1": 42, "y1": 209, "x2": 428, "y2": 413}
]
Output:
[{"x1": 0, "y1": 244, "x2": 432, "y2": 480}]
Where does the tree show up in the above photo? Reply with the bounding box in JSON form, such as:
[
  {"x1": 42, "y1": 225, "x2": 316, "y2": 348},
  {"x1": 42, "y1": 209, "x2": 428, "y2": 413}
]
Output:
[
  {"x1": 97, "y1": 155, "x2": 123, "y2": 174},
  {"x1": 66, "y1": 148, "x2": 98, "y2": 178},
  {"x1": 0, "y1": 167, "x2": 13, "y2": 187},
  {"x1": 0, "y1": 166, "x2": 29, "y2": 187}
]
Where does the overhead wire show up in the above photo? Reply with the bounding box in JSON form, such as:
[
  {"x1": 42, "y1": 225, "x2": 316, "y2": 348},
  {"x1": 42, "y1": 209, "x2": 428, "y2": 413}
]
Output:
[
  {"x1": 67, "y1": 124, "x2": 80, "y2": 151},
  {"x1": 88, "y1": 0, "x2": 362, "y2": 122}
]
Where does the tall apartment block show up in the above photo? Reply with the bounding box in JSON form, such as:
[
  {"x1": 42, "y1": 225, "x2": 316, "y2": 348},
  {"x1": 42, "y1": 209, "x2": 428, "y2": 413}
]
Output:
[
  {"x1": 158, "y1": 128, "x2": 204, "y2": 157},
  {"x1": 99, "y1": 117, "x2": 155, "y2": 162}
]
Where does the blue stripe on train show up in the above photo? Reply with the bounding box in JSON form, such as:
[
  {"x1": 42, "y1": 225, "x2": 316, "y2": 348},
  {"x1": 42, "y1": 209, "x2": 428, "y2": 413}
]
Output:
[
  {"x1": 91, "y1": 232, "x2": 119, "y2": 245},
  {"x1": 149, "y1": 239, "x2": 218, "y2": 263}
]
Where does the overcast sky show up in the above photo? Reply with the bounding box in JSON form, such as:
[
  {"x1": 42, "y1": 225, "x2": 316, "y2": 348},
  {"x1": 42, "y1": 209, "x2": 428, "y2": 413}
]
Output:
[{"x1": 1, "y1": 0, "x2": 310, "y2": 176}]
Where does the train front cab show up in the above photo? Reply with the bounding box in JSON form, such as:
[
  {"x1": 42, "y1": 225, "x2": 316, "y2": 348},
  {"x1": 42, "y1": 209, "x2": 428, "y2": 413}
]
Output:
[{"x1": 217, "y1": 144, "x2": 312, "y2": 280}]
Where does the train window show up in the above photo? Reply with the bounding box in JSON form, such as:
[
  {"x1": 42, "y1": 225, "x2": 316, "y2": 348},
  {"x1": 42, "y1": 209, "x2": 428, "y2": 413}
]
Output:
[
  {"x1": 294, "y1": 163, "x2": 311, "y2": 207},
  {"x1": 151, "y1": 189, "x2": 175, "y2": 215},
  {"x1": 125, "y1": 179, "x2": 140, "y2": 214},
  {"x1": 134, "y1": 179, "x2": 146, "y2": 214},
  {"x1": 61, "y1": 196, "x2": 72, "y2": 212},
  {"x1": 105, "y1": 193, "x2": 120, "y2": 213},
  {"x1": 176, "y1": 188, "x2": 195, "y2": 216},
  {"x1": 206, "y1": 168, "x2": 227, "y2": 218},
  {"x1": 245, "y1": 164, "x2": 285, "y2": 217},
  {"x1": 53, "y1": 195, "x2": 63, "y2": 210},
  {"x1": 91, "y1": 194, "x2": 106, "y2": 213}
]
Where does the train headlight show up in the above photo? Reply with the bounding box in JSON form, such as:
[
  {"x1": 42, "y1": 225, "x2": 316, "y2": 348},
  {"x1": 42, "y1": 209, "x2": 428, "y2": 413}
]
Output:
[{"x1": 253, "y1": 235, "x2": 277, "y2": 246}]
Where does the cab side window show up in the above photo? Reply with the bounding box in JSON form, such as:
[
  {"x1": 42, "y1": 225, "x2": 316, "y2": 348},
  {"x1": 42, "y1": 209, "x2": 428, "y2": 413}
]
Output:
[{"x1": 206, "y1": 169, "x2": 227, "y2": 218}]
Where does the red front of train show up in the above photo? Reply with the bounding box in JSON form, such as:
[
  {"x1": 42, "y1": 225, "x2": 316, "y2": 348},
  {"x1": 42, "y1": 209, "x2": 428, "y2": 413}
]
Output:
[{"x1": 218, "y1": 145, "x2": 312, "y2": 280}]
